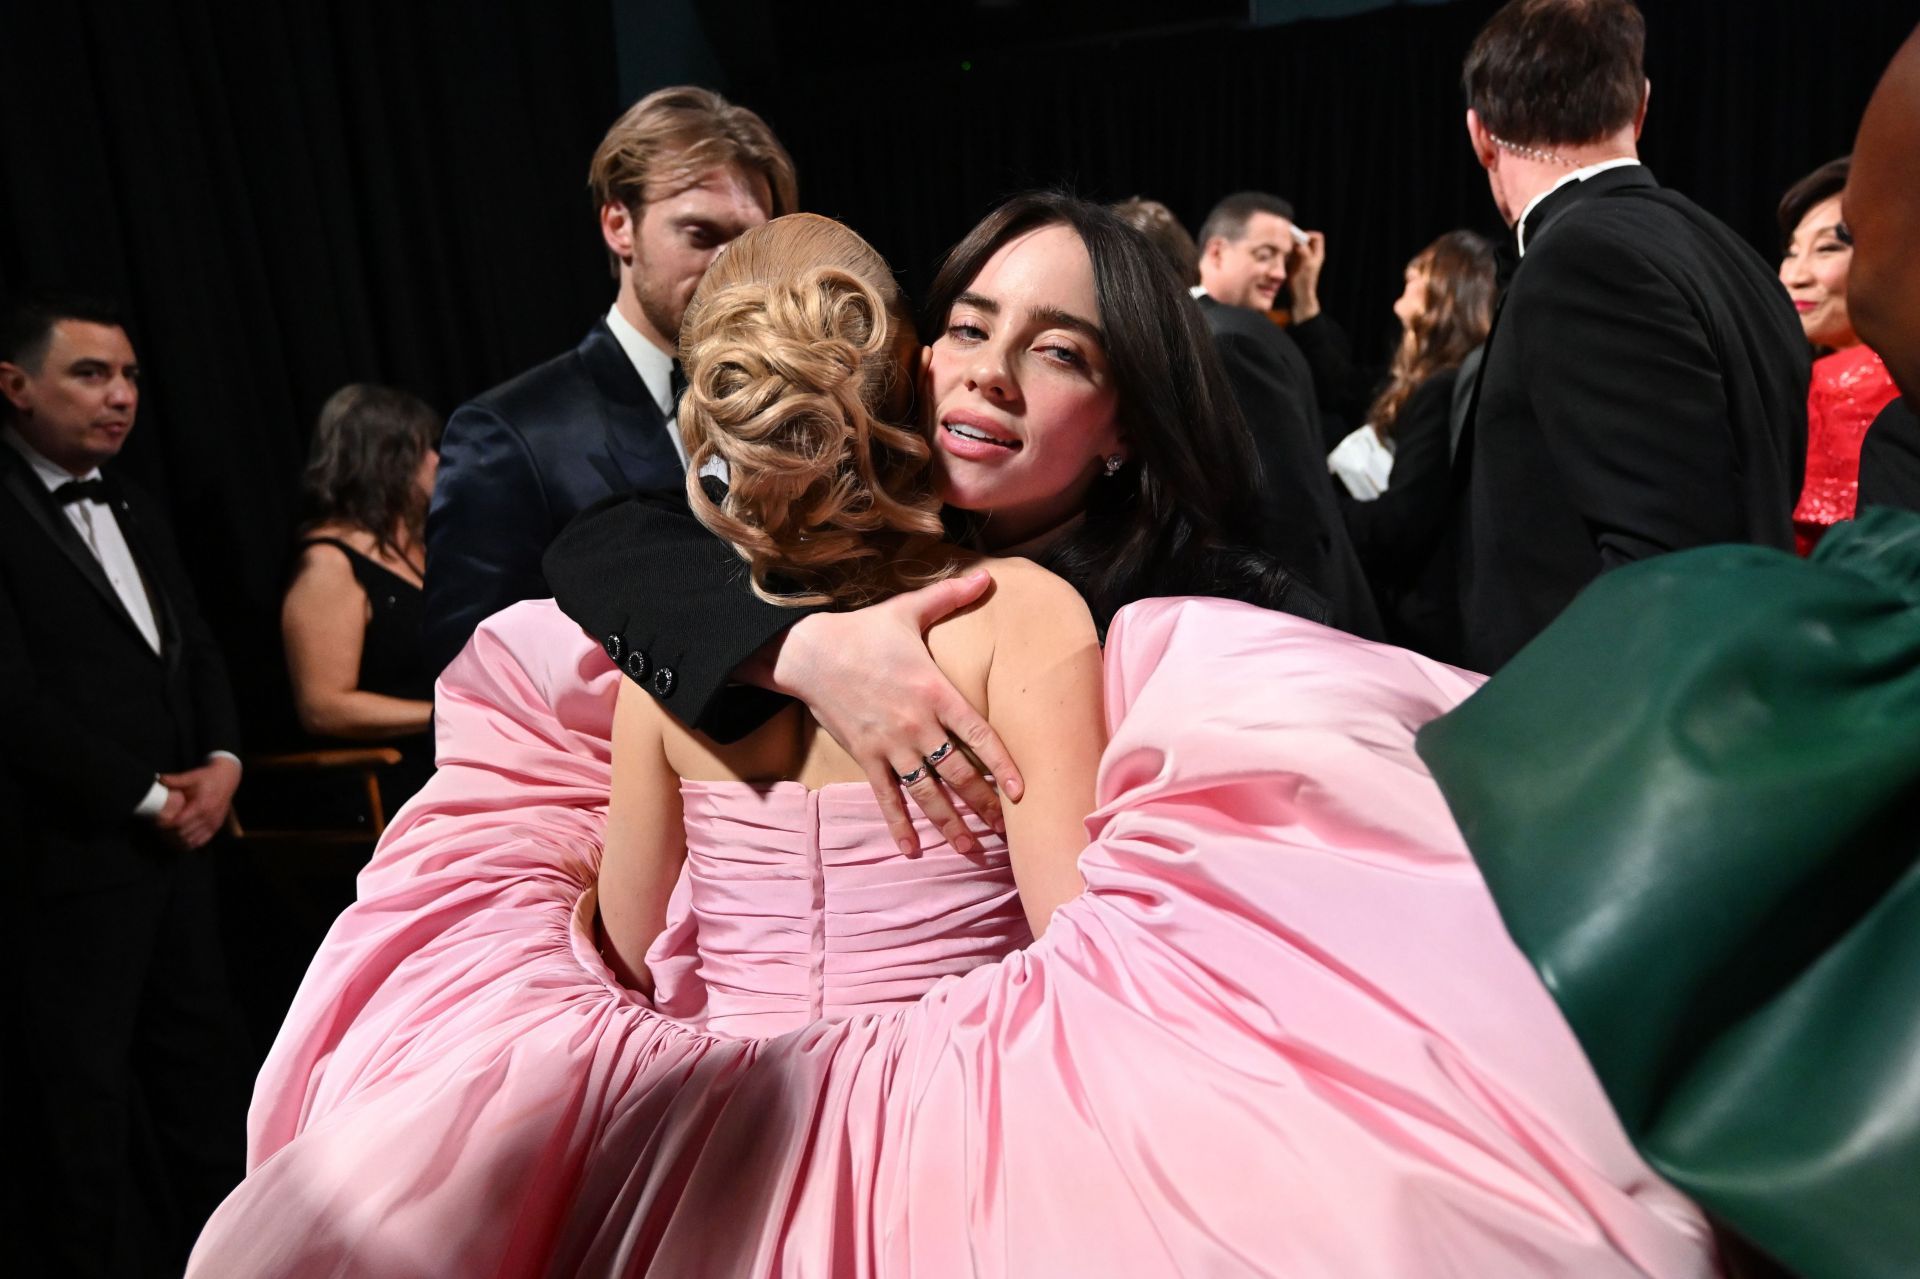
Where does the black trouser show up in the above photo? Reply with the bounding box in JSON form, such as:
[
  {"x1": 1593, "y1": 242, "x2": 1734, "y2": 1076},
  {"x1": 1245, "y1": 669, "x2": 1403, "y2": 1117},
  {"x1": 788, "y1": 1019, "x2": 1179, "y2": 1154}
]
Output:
[{"x1": 17, "y1": 835, "x2": 250, "y2": 1277}]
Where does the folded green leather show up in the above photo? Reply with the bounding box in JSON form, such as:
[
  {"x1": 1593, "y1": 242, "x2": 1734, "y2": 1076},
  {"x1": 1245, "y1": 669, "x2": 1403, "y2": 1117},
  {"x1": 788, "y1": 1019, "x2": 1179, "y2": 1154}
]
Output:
[{"x1": 1417, "y1": 508, "x2": 1920, "y2": 1279}]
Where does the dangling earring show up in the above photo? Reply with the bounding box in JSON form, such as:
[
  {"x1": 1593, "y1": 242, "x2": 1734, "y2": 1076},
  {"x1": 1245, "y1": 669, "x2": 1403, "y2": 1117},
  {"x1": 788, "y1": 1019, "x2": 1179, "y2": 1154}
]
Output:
[{"x1": 1103, "y1": 454, "x2": 1125, "y2": 476}]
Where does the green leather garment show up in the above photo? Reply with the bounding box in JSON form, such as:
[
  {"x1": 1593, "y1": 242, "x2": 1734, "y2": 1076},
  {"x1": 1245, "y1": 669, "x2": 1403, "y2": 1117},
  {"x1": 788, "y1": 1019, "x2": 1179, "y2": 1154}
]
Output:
[{"x1": 1416, "y1": 508, "x2": 1920, "y2": 1279}]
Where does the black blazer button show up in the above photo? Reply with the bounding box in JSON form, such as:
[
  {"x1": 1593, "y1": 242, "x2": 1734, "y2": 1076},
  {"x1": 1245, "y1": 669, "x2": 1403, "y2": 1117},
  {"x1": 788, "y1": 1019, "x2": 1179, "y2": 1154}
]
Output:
[
  {"x1": 602, "y1": 633, "x2": 623, "y2": 663},
  {"x1": 651, "y1": 665, "x2": 676, "y2": 698},
  {"x1": 623, "y1": 648, "x2": 650, "y2": 683}
]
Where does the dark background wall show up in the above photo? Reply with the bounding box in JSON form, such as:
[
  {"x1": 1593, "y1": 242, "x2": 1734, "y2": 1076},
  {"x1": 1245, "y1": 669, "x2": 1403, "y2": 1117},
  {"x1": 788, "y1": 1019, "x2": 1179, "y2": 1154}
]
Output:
[{"x1": 1, "y1": 0, "x2": 1912, "y2": 741}]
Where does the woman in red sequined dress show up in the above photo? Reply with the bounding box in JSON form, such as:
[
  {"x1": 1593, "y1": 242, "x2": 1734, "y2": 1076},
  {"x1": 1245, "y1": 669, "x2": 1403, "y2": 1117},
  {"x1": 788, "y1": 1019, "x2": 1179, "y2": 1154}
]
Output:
[{"x1": 1778, "y1": 156, "x2": 1901, "y2": 553}]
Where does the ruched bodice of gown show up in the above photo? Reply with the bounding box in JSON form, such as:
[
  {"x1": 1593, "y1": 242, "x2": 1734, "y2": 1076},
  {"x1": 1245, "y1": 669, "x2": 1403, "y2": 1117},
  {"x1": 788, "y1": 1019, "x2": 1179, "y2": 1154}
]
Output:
[{"x1": 653, "y1": 781, "x2": 1029, "y2": 1037}]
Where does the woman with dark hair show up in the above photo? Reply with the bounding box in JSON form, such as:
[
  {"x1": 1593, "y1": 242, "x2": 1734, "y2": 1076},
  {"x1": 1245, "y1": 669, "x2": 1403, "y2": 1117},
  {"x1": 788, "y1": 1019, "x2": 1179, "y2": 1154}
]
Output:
[
  {"x1": 280, "y1": 383, "x2": 441, "y2": 806},
  {"x1": 549, "y1": 192, "x2": 1321, "y2": 855},
  {"x1": 194, "y1": 214, "x2": 1710, "y2": 1277},
  {"x1": 921, "y1": 191, "x2": 1308, "y2": 627},
  {"x1": 1327, "y1": 230, "x2": 1496, "y2": 656},
  {"x1": 1777, "y1": 156, "x2": 1900, "y2": 552}
]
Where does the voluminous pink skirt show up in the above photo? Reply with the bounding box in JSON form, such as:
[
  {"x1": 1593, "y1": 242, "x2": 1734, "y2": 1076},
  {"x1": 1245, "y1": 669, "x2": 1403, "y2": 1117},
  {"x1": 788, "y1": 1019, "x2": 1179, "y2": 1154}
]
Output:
[{"x1": 190, "y1": 597, "x2": 1715, "y2": 1278}]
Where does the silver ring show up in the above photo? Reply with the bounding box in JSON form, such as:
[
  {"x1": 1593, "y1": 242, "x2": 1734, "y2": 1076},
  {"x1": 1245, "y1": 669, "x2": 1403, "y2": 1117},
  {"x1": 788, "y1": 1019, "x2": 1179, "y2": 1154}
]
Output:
[
  {"x1": 923, "y1": 740, "x2": 956, "y2": 769},
  {"x1": 896, "y1": 762, "x2": 932, "y2": 786}
]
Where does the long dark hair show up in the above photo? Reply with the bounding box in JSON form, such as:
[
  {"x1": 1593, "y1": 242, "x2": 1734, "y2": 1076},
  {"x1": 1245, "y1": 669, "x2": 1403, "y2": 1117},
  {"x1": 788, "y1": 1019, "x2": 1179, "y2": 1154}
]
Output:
[
  {"x1": 298, "y1": 383, "x2": 440, "y2": 562},
  {"x1": 923, "y1": 191, "x2": 1302, "y2": 628},
  {"x1": 1366, "y1": 230, "x2": 1495, "y2": 439}
]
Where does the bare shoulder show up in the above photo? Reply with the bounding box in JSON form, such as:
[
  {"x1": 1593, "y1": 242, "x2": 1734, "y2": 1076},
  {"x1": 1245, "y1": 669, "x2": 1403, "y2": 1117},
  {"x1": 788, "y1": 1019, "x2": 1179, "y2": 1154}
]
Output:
[
  {"x1": 615, "y1": 668, "x2": 674, "y2": 754},
  {"x1": 288, "y1": 536, "x2": 359, "y2": 586},
  {"x1": 976, "y1": 556, "x2": 1097, "y2": 642}
]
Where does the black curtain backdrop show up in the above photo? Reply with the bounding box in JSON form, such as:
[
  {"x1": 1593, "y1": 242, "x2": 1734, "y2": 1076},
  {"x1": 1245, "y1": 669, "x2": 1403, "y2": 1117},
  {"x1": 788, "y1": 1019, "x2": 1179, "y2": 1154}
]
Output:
[
  {"x1": 2, "y1": 0, "x2": 1913, "y2": 743},
  {"x1": 0, "y1": 0, "x2": 619, "y2": 739},
  {"x1": 715, "y1": 0, "x2": 1916, "y2": 357}
]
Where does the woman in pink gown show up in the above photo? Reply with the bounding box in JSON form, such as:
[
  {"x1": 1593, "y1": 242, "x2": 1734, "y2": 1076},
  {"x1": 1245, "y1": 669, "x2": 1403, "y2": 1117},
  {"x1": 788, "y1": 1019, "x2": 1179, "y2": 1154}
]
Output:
[{"x1": 191, "y1": 209, "x2": 1715, "y2": 1277}]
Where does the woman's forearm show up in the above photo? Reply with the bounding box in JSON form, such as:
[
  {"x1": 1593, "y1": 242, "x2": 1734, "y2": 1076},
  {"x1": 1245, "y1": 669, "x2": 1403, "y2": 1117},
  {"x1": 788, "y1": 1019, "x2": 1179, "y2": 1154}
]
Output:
[{"x1": 295, "y1": 689, "x2": 433, "y2": 740}]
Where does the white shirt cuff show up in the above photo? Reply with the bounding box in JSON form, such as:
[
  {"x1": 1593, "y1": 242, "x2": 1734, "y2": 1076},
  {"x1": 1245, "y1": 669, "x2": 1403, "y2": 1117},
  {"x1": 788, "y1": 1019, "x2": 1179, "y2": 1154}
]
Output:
[
  {"x1": 208, "y1": 750, "x2": 242, "y2": 773},
  {"x1": 134, "y1": 778, "x2": 170, "y2": 819}
]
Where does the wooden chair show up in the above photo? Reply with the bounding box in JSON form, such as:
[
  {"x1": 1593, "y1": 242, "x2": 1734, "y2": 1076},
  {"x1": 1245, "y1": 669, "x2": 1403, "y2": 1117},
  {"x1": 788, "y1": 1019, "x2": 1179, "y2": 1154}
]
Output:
[{"x1": 225, "y1": 746, "x2": 405, "y2": 843}]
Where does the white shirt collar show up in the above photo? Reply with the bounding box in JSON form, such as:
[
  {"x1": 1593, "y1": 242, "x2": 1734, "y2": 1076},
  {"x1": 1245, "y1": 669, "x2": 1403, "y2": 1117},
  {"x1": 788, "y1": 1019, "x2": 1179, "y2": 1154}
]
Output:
[
  {"x1": 3, "y1": 425, "x2": 99, "y2": 489},
  {"x1": 605, "y1": 304, "x2": 676, "y2": 419},
  {"x1": 1516, "y1": 157, "x2": 1642, "y2": 256},
  {"x1": 606, "y1": 304, "x2": 694, "y2": 471}
]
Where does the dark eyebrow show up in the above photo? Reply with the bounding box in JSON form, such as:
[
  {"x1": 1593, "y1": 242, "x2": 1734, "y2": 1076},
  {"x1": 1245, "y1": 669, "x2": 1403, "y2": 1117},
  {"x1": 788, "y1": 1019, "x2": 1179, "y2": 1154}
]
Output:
[
  {"x1": 953, "y1": 290, "x2": 1000, "y2": 315},
  {"x1": 65, "y1": 357, "x2": 139, "y2": 376},
  {"x1": 1028, "y1": 306, "x2": 1104, "y2": 344},
  {"x1": 953, "y1": 291, "x2": 1103, "y2": 344}
]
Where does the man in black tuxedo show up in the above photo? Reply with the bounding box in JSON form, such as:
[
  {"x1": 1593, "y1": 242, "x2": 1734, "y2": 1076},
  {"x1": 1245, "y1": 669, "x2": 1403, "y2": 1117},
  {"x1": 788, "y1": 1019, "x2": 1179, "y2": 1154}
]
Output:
[
  {"x1": 1452, "y1": 0, "x2": 1807, "y2": 672},
  {"x1": 1192, "y1": 192, "x2": 1382, "y2": 638},
  {"x1": 0, "y1": 292, "x2": 249, "y2": 1275},
  {"x1": 423, "y1": 86, "x2": 797, "y2": 673}
]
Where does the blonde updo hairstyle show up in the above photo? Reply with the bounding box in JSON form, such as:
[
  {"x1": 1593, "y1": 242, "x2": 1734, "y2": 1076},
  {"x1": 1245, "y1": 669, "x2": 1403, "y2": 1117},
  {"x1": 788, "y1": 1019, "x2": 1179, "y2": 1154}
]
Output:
[{"x1": 678, "y1": 214, "x2": 952, "y2": 608}]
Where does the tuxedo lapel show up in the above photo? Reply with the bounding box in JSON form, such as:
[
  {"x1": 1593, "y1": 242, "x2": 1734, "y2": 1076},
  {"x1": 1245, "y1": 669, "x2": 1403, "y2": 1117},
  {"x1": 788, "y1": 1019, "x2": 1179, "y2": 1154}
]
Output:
[
  {"x1": 576, "y1": 322, "x2": 680, "y2": 492},
  {"x1": 0, "y1": 455, "x2": 167, "y2": 658},
  {"x1": 108, "y1": 493, "x2": 183, "y2": 666}
]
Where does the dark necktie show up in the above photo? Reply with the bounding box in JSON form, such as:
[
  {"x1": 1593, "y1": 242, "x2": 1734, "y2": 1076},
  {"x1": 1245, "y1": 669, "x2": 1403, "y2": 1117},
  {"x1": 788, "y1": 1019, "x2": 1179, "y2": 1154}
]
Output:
[
  {"x1": 55, "y1": 478, "x2": 111, "y2": 506},
  {"x1": 669, "y1": 360, "x2": 688, "y2": 418}
]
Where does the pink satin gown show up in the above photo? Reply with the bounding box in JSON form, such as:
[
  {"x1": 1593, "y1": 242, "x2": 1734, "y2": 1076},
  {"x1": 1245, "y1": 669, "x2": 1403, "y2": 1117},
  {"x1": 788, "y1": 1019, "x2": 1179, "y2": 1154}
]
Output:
[{"x1": 189, "y1": 597, "x2": 1717, "y2": 1278}]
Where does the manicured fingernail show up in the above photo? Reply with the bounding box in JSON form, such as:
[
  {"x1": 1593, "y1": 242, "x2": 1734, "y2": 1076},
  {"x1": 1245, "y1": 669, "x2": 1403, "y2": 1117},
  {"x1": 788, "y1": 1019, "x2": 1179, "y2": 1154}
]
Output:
[
  {"x1": 900, "y1": 837, "x2": 917, "y2": 855},
  {"x1": 1004, "y1": 776, "x2": 1024, "y2": 801}
]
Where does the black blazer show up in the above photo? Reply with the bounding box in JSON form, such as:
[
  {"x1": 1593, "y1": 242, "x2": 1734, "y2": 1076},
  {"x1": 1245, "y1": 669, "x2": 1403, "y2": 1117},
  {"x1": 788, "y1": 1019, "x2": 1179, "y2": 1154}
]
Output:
[
  {"x1": 546, "y1": 488, "x2": 813, "y2": 744},
  {"x1": 1286, "y1": 312, "x2": 1376, "y2": 451},
  {"x1": 0, "y1": 445, "x2": 240, "y2": 889},
  {"x1": 1455, "y1": 167, "x2": 1808, "y2": 672},
  {"x1": 1195, "y1": 294, "x2": 1383, "y2": 640},
  {"x1": 1337, "y1": 369, "x2": 1463, "y2": 660},
  {"x1": 1858, "y1": 397, "x2": 1920, "y2": 515},
  {"x1": 423, "y1": 320, "x2": 684, "y2": 673}
]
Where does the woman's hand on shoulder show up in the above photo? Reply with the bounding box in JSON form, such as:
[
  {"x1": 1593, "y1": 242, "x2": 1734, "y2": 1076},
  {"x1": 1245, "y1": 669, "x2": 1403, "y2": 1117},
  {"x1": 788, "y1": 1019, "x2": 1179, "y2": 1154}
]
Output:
[{"x1": 769, "y1": 568, "x2": 1024, "y2": 856}]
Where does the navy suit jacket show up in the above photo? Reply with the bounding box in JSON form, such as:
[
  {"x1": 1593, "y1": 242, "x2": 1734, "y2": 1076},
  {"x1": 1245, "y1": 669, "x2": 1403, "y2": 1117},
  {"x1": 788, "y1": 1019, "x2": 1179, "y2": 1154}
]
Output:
[{"x1": 424, "y1": 319, "x2": 684, "y2": 673}]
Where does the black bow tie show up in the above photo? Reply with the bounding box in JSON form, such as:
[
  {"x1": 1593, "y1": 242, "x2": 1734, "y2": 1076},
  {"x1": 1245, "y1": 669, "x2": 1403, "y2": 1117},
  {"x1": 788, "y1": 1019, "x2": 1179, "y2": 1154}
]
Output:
[
  {"x1": 55, "y1": 478, "x2": 112, "y2": 506},
  {"x1": 669, "y1": 360, "x2": 688, "y2": 414}
]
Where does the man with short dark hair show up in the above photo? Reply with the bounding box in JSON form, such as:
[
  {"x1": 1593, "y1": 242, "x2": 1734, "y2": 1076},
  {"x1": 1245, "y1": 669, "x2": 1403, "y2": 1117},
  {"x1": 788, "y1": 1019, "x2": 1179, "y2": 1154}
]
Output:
[
  {"x1": 423, "y1": 86, "x2": 797, "y2": 674},
  {"x1": 1191, "y1": 191, "x2": 1382, "y2": 638},
  {"x1": 1196, "y1": 191, "x2": 1298, "y2": 313},
  {"x1": 0, "y1": 291, "x2": 249, "y2": 1274},
  {"x1": 1453, "y1": 0, "x2": 1807, "y2": 670}
]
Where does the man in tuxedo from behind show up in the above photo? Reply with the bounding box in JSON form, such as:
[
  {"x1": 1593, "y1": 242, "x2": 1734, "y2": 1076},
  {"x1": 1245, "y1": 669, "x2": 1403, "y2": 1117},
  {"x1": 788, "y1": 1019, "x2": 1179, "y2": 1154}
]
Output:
[
  {"x1": 1452, "y1": 0, "x2": 1806, "y2": 672},
  {"x1": 0, "y1": 292, "x2": 249, "y2": 1275},
  {"x1": 1191, "y1": 191, "x2": 1382, "y2": 638},
  {"x1": 423, "y1": 86, "x2": 797, "y2": 674}
]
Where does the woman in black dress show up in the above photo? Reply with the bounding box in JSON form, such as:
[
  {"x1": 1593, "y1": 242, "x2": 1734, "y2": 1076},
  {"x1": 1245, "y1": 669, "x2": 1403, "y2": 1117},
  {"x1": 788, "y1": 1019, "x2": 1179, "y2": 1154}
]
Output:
[
  {"x1": 1327, "y1": 230, "x2": 1495, "y2": 660},
  {"x1": 280, "y1": 383, "x2": 440, "y2": 810}
]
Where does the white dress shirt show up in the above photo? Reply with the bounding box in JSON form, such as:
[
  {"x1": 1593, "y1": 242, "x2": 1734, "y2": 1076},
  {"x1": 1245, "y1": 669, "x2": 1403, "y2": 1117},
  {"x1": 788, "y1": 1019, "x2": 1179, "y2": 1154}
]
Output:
[
  {"x1": 1515, "y1": 158, "x2": 1642, "y2": 256},
  {"x1": 4, "y1": 427, "x2": 237, "y2": 816},
  {"x1": 605, "y1": 304, "x2": 690, "y2": 471},
  {"x1": 605, "y1": 304, "x2": 733, "y2": 485},
  {"x1": 1327, "y1": 424, "x2": 1397, "y2": 501}
]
